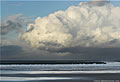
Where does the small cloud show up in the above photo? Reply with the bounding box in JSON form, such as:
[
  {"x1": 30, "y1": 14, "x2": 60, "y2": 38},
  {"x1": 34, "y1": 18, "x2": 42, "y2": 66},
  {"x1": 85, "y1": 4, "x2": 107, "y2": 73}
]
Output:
[
  {"x1": 0, "y1": 40, "x2": 12, "y2": 46},
  {"x1": 0, "y1": 14, "x2": 33, "y2": 35},
  {"x1": 10, "y1": 2, "x2": 25, "y2": 7}
]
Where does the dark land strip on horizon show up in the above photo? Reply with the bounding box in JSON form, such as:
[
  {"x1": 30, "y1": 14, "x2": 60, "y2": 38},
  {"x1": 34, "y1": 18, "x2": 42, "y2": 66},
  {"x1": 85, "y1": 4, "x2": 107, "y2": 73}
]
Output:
[{"x1": 0, "y1": 60, "x2": 107, "y2": 64}]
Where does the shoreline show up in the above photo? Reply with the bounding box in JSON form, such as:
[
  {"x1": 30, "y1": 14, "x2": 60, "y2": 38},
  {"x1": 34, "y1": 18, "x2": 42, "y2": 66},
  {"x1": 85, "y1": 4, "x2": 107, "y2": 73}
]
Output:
[
  {"x1": 1, "y1": 70, "x2": 120, "y2": 74},
  {"x1": 0, "y1": 60, "x2": 107, "y2": 64}
]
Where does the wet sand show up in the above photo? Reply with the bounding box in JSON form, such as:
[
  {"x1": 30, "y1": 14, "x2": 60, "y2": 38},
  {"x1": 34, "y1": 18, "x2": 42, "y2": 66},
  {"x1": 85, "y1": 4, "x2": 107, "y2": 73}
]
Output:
[{"x1": 1, "y1": 73, "x2": 120, "y2": 82}]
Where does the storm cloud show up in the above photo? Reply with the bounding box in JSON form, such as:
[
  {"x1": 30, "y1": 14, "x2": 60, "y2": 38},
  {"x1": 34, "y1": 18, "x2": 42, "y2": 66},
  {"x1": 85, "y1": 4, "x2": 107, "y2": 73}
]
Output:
[
  {"x1": 1, "y1": 45, "x2": 120, "y2": 60},
  {"x1": 20, "y1": 1, "x2": 120, "y2": 51},
  {"x1": 1, "y1": 1, "x2": 120, "y2": 61}
]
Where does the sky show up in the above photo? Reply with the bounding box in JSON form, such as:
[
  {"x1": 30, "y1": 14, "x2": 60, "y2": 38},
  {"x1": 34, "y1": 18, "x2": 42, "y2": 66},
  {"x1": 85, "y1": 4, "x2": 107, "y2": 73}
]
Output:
[
  {"x1": 1, "y1": 0, "x2": 120, "y2": 20},
  {"x1": 0, "y1": 0, "x2": 120, "y2": 60},
  {"x1": 1, "y1": 1, "x2": 81, "y2": 39}
]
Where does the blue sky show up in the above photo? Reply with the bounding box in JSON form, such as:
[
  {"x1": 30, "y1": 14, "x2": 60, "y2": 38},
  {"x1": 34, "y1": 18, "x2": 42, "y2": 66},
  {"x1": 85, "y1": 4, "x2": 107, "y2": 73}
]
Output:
[
  {"x1": 1, "y1": 1, "x2": 81, "y2": 20},
  {"x1": 1, "y1": 0, "x2": 120, "y2": 20}
]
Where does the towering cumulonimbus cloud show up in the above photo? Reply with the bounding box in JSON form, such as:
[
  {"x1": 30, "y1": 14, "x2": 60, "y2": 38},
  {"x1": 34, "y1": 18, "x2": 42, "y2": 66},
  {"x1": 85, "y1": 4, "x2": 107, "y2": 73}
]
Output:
[
  {"x1": 90, "y1": 0, "x2": 110, "y2": 6},
  {"x1": 20, "y1": 1, "x2": 120, "y2": 50}
]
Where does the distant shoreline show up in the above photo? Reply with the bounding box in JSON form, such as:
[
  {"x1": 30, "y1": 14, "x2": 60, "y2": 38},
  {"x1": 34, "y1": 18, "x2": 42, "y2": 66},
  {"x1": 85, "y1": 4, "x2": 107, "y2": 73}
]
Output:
[{"x1": 0, "y1": 60, "x2": 106, "y2": 64}]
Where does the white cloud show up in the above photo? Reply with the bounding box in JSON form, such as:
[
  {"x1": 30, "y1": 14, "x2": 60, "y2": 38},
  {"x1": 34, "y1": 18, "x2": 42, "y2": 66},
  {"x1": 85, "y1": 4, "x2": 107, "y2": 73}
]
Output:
[
  {"x1": 0, "y1": 14, "x2": 33, "y2": 35},
  {"x1": 20, "y1": 1, "x2": 120, "y2": 50},
  {"x1": 0, "y1": 39, "x2": 12, "y2": 46}
]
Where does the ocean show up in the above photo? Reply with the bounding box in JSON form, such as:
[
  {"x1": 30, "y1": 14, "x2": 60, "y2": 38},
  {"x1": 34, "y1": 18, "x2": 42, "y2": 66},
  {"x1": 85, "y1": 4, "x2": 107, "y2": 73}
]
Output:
[{"x1": 1, "y1": 61, "x2": 120, "y2": 82}]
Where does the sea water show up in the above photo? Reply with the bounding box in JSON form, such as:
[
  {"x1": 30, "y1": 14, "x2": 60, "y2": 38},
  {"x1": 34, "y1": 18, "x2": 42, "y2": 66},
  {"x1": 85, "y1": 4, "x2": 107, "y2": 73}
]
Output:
[{"x1": 1, "y1": 62, "x2": 120, "y2": 82}]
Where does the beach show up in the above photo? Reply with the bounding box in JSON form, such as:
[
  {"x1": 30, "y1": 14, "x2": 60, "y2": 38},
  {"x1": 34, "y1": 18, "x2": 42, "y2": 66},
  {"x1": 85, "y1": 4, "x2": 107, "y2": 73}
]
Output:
[
  {"x1": 1, "y1": 62, "x2": 120, "y2": 82},
  {"x1": 1, "y1": 72, "x2": 120, "y2": 82}
]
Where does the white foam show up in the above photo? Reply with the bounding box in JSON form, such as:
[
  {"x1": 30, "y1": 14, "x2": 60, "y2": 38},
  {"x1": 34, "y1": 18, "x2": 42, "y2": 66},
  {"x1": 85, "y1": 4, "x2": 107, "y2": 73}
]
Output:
[
  {"x1": 2, "y1": 70, "x2": 120, "y2": 74},
  {"x1": 1, "y1": 77, "x2": 80, "y2": 81}
]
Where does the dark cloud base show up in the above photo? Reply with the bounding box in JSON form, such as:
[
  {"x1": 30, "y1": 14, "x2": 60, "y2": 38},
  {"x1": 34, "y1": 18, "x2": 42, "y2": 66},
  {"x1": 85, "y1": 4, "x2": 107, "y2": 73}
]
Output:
[
  {"x1": 1, "y1": 45, "x2": 120, "y2": 61},
  {"x1": 1, "y1": 45, "x2": 23, "y2": 59},
  {"x1": 56, "y1": 47, "x2": 120, "y2": 61}
]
